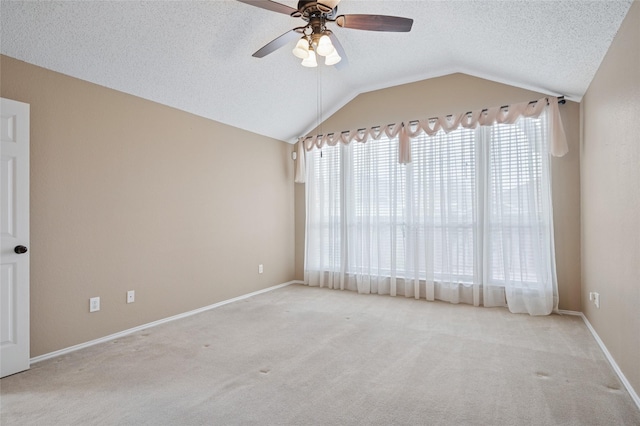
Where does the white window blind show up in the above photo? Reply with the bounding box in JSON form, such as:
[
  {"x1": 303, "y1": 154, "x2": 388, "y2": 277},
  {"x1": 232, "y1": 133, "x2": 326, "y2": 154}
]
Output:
[
  {"x1": 486, "y1": 119, "x2": 550, "y2": 287},
  {"x1": 408, "y1": 128, "x2": 477, "y2": 284},
  {"x1": 348, "y1": 135, "x2": 406, "y2": 277},
  {"x1": 306, "y1": 145, "x2": 342, "y2": 274}
]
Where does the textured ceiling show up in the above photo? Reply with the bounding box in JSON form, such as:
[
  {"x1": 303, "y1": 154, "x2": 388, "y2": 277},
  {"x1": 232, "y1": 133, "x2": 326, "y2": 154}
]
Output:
[{"x1": 0, "y1": 1, "x2": 633, "y2": 143}]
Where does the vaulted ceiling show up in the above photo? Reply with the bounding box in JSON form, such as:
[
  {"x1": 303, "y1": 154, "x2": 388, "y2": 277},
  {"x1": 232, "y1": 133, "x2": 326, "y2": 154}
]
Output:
[{"x1": 1, "y1": 1, "x2": 633, "y2": 142}]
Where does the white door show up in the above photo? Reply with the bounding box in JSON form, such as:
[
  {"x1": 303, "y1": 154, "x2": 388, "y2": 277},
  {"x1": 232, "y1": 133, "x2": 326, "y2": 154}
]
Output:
[{"x1": 0, "y1": 98, "x2": 30, "y2": 378}]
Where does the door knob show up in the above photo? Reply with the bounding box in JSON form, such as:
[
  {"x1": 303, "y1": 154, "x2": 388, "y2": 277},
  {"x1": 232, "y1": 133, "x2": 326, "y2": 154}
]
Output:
[{"x1": 14, "y1": 245, "x2": 28, "y2": 254}]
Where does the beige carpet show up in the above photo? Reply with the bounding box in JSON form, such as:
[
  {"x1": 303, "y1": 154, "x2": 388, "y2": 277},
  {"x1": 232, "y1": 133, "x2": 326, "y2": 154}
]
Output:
[{"x1": 2, "y1": 284, "x2": 639, "y2": 425}]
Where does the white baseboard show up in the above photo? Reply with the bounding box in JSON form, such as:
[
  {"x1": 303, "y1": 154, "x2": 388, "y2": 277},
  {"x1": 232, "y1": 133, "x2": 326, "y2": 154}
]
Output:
[
  {"x1": 30, "y1": 280, "x2": 302, "y2": 364},
  {"x1": 556, "y1": 309, "x2": 582, "y2": 316},
  {"x1": 558, "y1": 310, "x2": 640, "y2": 411}
]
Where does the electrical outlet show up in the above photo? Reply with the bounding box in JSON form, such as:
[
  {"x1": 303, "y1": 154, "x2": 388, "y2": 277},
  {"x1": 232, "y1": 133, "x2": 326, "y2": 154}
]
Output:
[
  {"x1": 127, "y1": 290, "x2": 135, "y2": 304},
  {"x1": 258, "y1": 264, "x2": 264, "y2": 274},
  {"x1": 89, "y1": 297, "x2": 100, "y2": 312},
  {"x1": 593, "y1": 292, "x2": 600, "y2": 308}
]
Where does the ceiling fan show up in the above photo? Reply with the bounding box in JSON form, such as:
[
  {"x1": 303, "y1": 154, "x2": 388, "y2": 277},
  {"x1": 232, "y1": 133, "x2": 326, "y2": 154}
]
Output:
[{"x1": 236, "y1": 0, "x2": 414, "y2": 68}]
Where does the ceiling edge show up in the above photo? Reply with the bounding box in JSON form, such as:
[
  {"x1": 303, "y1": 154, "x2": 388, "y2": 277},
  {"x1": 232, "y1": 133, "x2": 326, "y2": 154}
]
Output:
[{"x1": 290, "y1": 66, "x2": 584, "y2": 143}]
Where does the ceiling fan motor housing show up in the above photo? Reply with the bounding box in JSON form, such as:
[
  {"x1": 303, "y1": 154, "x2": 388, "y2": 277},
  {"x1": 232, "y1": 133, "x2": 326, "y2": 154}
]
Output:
[{"x1": 296, "y1": 1, "x2": 338, "y2": 20}]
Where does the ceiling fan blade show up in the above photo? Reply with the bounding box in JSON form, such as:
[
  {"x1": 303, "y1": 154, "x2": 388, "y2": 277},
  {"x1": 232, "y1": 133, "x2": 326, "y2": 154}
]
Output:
[
  {"x1": 335, "y1": 14, "x2": 414, "y2": 32},
  {"x1": 252, "y1": 29, "x2": 300, "y2": 58},
  {"x1": 236, "y1": 0, "x2": 298, "y2": 16},
  {"x1": 328, "y1": 32, "x2": 348, "y2": 70}
]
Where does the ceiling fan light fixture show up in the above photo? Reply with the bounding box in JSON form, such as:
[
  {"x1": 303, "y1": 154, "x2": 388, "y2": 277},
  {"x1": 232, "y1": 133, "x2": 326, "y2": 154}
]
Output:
[
  {"x1": 325, "y1": 49, "x2": 342, "y2": 66},
  {"x1": 301, "y1": 50, "x2": 318, "y2": 67},
  {"x1": 315, "y1": 34, "x2": 334, "y2": 57},
  {"x1": 292, "y1": 38, "x2": 310, "y2": 59}
]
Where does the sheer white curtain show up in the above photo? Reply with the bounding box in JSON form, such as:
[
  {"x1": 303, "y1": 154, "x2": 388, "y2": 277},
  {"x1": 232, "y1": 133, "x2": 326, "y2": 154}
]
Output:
[
  {"x1": 305, "y1": 144, "x2": 343, "y2": 290},
  {"x1": 305, "y1": 111, "x2": 558, "y2": 315},
  {"x1": 484, "y1": 118, "x2": 558, "y2": 314},
  {"x1": 407, "y1": 126, "x2": 480, "y2": 305}
]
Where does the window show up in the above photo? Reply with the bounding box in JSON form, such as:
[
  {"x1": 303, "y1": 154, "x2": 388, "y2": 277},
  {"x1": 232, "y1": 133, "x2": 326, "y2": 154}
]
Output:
[{"x1": 305, "y1": 112, "x2": 556, "y2": 314}]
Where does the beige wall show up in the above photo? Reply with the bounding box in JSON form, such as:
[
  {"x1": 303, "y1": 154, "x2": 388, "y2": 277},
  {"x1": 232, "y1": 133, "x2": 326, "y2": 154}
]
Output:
[
  {"x1": 295, "y1": 73, "x2": 582, "y2": 312},
  {"x1": 1, "y1": 55, "x2": 295, "y2": 357},
  {"x1": 581, "y1": 0, "x2": 640, "y2": 396}
]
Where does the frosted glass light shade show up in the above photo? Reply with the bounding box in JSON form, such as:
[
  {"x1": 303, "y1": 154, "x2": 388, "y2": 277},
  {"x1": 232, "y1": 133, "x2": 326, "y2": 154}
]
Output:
[
  {"x1": 325, "y1": 49, "x2": 341, "y2": 66},
  {"x1": 316, "y1": 35, "x2": 334, "y2": 56},
  {"x1": 292, "y1": 38, "x2": 310, "y2": 59},
  {"x1": 301, "y1": 50, "x2": 318, "y2": 67}
]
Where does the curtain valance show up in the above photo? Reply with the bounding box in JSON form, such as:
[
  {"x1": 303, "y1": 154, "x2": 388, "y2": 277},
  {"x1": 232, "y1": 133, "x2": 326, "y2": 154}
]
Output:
[{"x1": 294, "y1": 96, "x2": 567, "y2": 184}]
